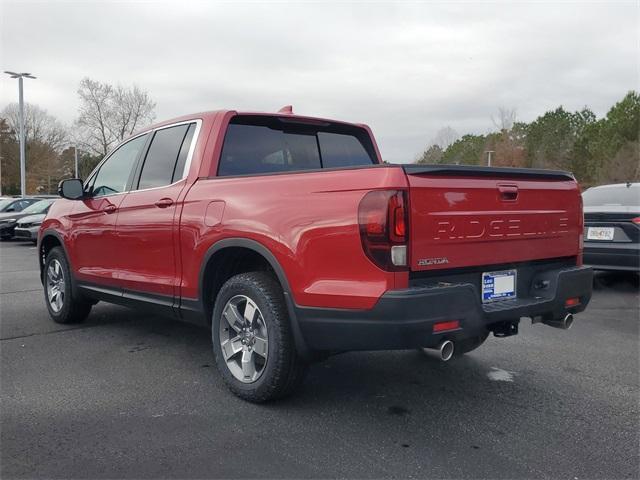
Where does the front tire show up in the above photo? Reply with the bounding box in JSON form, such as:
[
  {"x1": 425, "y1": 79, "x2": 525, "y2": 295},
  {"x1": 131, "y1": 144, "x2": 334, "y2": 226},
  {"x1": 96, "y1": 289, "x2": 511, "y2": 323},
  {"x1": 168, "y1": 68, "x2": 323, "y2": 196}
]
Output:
[
  {"x1": 44, "y1": 247, "x2": 92, "y2": 324},
  {"x1": 212, "y1": 272, "x2": 306, "y2": 402}
]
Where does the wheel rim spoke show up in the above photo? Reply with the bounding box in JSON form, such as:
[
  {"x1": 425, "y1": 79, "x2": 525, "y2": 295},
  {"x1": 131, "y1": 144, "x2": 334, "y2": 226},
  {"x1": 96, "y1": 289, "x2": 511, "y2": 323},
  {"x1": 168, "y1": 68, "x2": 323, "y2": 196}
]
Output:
[
  {"x1": 243, "y1": 300, "x2": 257, "y2": 325},
  {"x1": 47, "y1": 265, "x2": 56, "y2": 283},
  {"x1": 55, "y1": 292, "x2": 63, "y2": 311},
  {"x1": 223, "y1": 304, "x2": 245, "y2": 333},
  {"x1": 253, "y1": 336, "x2": 268, "y2": 358},
  {"x1": 241, "y1": 349, "x2": 256, "y2": 381},
  {"x1": 221, "y1": 336, "x2": 243, "y2": 361}
]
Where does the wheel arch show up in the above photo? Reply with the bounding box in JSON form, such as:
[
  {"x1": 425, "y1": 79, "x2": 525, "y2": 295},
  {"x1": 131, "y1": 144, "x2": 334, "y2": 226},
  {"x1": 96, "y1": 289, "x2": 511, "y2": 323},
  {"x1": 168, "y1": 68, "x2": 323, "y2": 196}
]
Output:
[
  {"x1": 39, "y1": 230, "x2": 69, "y2": 282},
  {"x1": 197, "y1": 238, "x2": 312, "y2": 359}
]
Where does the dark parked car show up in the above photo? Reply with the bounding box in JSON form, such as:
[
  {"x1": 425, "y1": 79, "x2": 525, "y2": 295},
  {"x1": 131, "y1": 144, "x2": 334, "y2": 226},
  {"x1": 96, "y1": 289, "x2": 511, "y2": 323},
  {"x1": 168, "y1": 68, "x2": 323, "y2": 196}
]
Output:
[
  {"x1": 13, "y1": 199, "x2": 56, "y2": 242},
  {"x1": 0, "y1": 197, "x2": 39, "y2": 214},
  {"x1": 583, "y1": 183, "x2": 639, "y2": 272},
  {"x1": 0, "y1": 199, "x2": 55, "y2": 240}
]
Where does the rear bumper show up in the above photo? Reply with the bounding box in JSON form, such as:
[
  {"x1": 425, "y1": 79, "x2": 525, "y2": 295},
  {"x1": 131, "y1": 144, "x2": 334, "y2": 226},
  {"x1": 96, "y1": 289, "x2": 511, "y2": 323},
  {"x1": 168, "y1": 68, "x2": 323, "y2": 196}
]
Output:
[
  {"x1": 584, "y1": 242, "x2": 639, "y2": 272},
  {"x1": 296, "y1": 266, "x2": 593, "y2": 351}
]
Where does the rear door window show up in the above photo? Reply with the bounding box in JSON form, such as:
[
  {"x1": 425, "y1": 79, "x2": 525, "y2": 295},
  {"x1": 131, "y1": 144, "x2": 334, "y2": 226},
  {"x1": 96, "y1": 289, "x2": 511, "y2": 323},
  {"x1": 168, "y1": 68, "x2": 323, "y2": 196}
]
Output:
[
  {"x1": 137, "y1": 124, "x2": 193, "y2": 190},
  {"x1": 218, "y1": 117, "x2": 376, "y2": 176}
]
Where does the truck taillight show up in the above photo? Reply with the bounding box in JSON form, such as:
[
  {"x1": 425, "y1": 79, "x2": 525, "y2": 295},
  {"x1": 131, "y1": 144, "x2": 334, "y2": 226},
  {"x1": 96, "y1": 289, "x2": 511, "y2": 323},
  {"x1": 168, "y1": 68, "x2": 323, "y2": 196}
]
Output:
[
  {"x1": 632, "y1": 217, "x2": 640, "y2": 225},
  {"x1": 358, "y1": 190, "x2": 408, "y2": 271}
]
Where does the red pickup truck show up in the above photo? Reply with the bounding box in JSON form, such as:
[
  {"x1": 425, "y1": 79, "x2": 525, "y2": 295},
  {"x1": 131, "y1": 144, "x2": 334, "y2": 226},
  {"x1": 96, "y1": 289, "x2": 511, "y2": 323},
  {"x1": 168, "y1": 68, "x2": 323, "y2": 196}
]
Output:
[{"x1": 41, "y1": 109, "x2": 593, "y2": 401}]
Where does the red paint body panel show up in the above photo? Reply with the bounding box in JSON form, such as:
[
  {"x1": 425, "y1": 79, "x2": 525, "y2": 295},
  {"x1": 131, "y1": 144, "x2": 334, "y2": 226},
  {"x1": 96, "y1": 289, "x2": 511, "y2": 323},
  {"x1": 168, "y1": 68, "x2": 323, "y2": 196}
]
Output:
[
  {"x1": 178, "y1": 167, "x2": 407, "y2": 309},
  {"x1": 67, "y1": 195, "x2": 126, "y2": 288},
  {"x1": 40, "y1": 109, "x2": 583, "y2": 318},
  {"x1": 115, "y1": 181, "x2": 187, "y2": 296}
]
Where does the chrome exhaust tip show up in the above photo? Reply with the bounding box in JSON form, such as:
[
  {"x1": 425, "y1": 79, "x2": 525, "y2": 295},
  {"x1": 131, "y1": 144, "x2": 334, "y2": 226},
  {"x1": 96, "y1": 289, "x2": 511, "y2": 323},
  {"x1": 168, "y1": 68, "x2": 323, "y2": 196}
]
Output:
[
  {"x1": 422, "y1": 340, "x2": 455, "y2": 361},
  {"x1": 439, "y1": 340, "x2": 455, "y2": 361},
  {"x1": 542, "y1": 313, "x2": 574, "y2": 330}
]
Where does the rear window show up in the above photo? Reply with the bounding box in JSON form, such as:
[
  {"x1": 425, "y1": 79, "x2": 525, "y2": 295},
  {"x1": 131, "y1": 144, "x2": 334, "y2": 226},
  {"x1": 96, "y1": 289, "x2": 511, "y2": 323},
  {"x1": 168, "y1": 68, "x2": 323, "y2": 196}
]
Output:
[
  {"x1": 583, "y1": 184, "x2": 640, "y2": 206},
  {"x1": 217, "y1": 116, "x2": 377, "y2": 176}
]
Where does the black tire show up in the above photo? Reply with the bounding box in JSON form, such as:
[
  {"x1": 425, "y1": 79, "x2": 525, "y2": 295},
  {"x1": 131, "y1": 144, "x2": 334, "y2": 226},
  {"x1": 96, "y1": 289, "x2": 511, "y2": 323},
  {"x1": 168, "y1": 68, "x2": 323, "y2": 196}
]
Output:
[
  {"x1": 211, "y1": 271, "x2": 307, "y2": 402},
  {"x1": 454, "y1": 331, "x2": 489, "y2": 356},
  {"x1": 43, "y1": 247, "x2": 92, "y2": 324}
]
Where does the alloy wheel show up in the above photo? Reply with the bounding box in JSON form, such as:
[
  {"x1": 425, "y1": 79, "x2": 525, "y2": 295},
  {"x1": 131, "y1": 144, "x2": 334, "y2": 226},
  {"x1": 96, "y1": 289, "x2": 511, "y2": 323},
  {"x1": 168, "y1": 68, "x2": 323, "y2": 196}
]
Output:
[
  {"x1": 219, "y1": 295, "x2": 269, "y2": 383},
  {"x1": 46, "y1": 259, "x2": 66, "y2": 313}
]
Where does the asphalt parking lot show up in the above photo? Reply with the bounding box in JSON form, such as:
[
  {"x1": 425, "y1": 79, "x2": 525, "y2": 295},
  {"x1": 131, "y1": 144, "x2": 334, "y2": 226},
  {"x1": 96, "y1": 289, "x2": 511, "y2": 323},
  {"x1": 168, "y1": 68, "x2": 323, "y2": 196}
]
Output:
[{"x1": 1, "y1": 240, "x2": 638, "y2": 479}]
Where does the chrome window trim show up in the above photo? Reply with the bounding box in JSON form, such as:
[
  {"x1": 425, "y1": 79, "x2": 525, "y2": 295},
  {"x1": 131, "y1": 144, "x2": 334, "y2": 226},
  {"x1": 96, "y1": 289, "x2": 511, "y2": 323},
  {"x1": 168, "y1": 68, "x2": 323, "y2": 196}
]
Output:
[{"x1": 85, "y1": 118, "x2": 203, "y2": 198}]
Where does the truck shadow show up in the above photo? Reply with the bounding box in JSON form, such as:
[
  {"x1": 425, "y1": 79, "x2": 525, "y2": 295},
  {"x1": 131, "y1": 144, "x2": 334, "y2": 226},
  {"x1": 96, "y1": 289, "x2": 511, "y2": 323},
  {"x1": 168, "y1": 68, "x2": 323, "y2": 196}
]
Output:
[{"x1": 593, "y1": 271, "x2": 639, "y2": 291}]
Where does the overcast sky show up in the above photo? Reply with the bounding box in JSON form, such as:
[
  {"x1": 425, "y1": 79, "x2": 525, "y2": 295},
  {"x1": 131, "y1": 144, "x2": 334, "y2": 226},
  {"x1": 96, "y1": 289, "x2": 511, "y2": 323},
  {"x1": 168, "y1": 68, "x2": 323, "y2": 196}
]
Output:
[{"x1": 1, "y1": 0, "x2": 638, "y2": 162}]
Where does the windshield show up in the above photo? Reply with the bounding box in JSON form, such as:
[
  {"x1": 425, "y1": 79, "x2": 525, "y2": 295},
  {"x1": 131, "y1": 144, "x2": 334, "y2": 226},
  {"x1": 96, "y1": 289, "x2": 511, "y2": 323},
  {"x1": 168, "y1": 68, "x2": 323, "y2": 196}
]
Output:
[
  {"x1": 21, "y1": 199, "x2": 55, "y2": 215},
  {"x1": 583, "y1": 184, "x2": 640, "y2": 207}
]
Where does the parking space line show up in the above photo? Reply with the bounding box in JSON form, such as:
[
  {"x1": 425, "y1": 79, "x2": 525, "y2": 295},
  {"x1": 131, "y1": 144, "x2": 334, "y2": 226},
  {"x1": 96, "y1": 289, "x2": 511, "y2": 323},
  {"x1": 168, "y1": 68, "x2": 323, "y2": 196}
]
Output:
[{"x1": 1, "y1": 288, "x2": 41, "y2": 294}]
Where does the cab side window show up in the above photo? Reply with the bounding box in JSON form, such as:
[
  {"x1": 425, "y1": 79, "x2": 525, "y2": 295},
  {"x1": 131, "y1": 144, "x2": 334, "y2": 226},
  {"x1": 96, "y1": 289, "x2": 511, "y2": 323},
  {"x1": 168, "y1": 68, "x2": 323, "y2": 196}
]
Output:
[
  {"x1": 90, "y1": 134, "x2": 148, "y2": 197},
  {"x1": 136, "y1": 123, "x2": 195, "y2": 190}
]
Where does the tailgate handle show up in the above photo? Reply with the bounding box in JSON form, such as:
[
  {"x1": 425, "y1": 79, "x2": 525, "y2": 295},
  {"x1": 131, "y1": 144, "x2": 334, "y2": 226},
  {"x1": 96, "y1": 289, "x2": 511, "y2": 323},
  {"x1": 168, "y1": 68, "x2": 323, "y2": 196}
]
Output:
[{"x1": 498, "y1": 185, "x2": 518, "y2": 201}]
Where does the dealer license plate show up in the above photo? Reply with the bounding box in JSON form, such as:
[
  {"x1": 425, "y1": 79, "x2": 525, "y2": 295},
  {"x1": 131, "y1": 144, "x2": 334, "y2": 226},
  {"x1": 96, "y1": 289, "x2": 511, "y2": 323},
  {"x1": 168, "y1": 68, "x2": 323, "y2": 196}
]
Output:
[
  {"x1": 482, "y1": 270, "x2": 516, "y2": 303},
  {"x1": 587, "y1": 227, "x2": 614, "y2": 241}
]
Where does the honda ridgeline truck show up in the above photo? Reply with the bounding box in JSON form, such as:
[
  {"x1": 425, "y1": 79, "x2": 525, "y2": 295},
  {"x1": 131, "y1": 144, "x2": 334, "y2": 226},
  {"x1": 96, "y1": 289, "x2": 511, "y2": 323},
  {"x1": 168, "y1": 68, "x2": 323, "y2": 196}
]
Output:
[{"x1": 41, "y1": 108, "x2": 593, "y2": 401}]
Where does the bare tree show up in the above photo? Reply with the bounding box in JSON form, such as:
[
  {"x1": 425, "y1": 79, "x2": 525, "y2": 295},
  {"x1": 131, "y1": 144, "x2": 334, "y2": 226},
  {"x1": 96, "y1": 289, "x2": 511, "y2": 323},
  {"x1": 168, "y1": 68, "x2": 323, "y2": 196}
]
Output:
[
  {"x1": 111, "y1": 84, "x2": 156, "y2": 143},
  {"x1": 75, "y1": 77, "x2": 156, "y2": 157},
  {"x1": 76, "y1": 78, "x2": 113, "y2": 157},
  {"x1": 1, "y1": 103, "x2": 70, "y2": 193},
  {"x1": 432, "y1": 126, "x2": 459, "y2": 150},
  {"x1": 491, "y1": 107, "x2": 517, "y2": 132},
  {"x1": 2, "y1": 103, "x2": 68, "y2": 149}
]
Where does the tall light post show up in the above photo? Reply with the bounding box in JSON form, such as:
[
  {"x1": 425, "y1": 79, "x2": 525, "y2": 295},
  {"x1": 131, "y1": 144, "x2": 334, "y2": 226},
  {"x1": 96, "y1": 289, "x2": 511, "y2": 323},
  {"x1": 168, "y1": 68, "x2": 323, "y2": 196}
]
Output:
[
  {"x1": 4, "y1": 71, "x2": 36, "y2": 197},
  {"x1": 74, "y1": 145, "x2": 79, "y2": 178},
  {"x1": 485, "y1": 150, "x2": 495, "y2": 167}
]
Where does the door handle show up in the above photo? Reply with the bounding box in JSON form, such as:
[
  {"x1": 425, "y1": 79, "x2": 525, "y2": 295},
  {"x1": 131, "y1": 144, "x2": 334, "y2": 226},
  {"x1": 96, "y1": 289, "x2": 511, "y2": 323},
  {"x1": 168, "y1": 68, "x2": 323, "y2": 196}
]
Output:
[
  {"x1": 498, "y1": 185, "x2": 518, "y2": 201},
  {"x1": 155, "y1": 198, "x2": 174, "y2": 208},
  {"x1": 102, "y1": 204, "x2": 117, "y2": 214}
]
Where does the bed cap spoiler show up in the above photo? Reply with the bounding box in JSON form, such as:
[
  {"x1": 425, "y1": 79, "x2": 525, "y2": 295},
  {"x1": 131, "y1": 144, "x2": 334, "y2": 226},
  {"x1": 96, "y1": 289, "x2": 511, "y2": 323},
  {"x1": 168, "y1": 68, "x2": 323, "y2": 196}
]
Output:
[{"x1": 403, "y1": 164, "x2": 575, "y2": 181}]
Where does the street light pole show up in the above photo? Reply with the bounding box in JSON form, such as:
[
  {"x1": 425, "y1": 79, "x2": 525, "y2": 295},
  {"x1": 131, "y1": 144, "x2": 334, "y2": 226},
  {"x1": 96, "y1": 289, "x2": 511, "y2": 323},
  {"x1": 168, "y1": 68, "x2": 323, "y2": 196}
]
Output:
[
  {"x1": 485, "y1": 150, "x2": 495, "y2": 167},
  {"x1": 4, "y1": 71, "x2": 36, "y2": 197},
  {"x1": 74, "y1": 145, "x2": 79, "y2": 178}
]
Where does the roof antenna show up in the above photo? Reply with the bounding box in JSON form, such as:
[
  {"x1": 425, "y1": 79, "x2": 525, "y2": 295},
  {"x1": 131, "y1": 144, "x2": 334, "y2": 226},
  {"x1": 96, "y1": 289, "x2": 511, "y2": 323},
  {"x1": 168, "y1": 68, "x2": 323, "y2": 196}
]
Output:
[{"x1": 278, "y1": 105, "x2": 293, "y2": 114}]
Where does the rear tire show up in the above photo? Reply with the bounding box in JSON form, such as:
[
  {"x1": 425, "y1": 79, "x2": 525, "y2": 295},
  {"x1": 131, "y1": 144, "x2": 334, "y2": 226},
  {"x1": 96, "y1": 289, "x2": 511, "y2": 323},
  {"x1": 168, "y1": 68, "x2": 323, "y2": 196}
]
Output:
[
  {"x1": 212, "y1": 271, "x2": 307, "y2": 402},
  {"x1": 44, "y1": 247, "x2": 92, "y2": 324}
]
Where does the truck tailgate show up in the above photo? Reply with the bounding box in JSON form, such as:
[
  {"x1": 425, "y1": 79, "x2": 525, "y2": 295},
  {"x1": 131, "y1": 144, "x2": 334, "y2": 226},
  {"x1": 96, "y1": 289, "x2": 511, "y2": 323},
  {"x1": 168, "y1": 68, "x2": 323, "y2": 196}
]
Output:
[{"x1": 404, "y1": 165, "x2": 582, "y2": 271}]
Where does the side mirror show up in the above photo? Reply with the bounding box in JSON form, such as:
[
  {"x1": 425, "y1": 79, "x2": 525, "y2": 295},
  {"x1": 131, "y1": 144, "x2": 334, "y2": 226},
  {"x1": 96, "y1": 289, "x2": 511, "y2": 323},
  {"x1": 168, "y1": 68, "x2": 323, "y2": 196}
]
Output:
[
  {"x1": 58, "y1": 178, "x2": 84, "y2": 200},
  {"x1": 6, "y1": 207, "x2": 15, "y2": 212}
]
